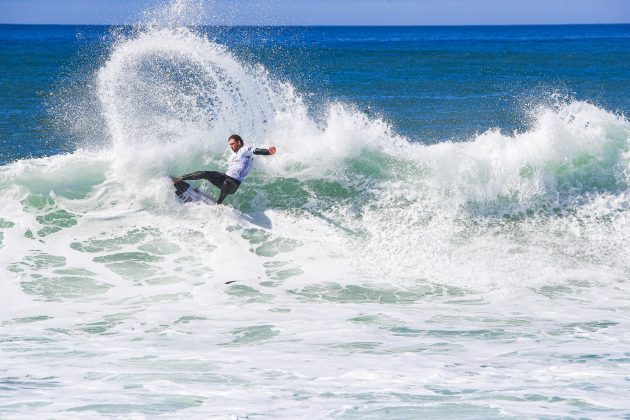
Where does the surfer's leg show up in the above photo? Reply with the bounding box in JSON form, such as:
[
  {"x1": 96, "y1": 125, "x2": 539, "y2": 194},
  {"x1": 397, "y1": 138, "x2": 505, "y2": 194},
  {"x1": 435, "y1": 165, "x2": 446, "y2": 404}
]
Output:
[
  {"x1": 179, "y1": 171, "x2": 225, "y2": 189},
  {"x1": 217, "y1": 178, "x2": 240, "y2": 204},
  {"x1": 201, "y1": 171, "x2": 227, "y2": 189}
]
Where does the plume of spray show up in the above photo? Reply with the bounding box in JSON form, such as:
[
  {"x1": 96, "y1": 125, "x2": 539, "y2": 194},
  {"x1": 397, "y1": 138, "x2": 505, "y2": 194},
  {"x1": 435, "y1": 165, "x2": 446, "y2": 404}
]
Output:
[
  {"x1": 96, "y1": 0, "x2": 307, "y2": 180},
  {"x1": 95, "y1": 0, "x2": 397, "y2": 185}
]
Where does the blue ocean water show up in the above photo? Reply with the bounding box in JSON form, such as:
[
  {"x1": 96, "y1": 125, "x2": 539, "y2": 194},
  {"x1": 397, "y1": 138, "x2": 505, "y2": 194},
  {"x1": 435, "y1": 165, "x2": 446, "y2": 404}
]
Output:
[
  {"x1": 2, "y1": 24, "x2": 629, "y2": 164},
  {"x1": 1, "y1": 15, "x2": 630, "y2": 419}
]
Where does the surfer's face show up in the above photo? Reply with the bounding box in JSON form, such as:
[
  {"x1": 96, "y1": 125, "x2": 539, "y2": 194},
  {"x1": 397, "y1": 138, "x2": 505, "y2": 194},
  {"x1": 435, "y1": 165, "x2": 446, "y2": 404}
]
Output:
[{"x1": 228, "y1": 138, "x2": 242, "y2": 153}]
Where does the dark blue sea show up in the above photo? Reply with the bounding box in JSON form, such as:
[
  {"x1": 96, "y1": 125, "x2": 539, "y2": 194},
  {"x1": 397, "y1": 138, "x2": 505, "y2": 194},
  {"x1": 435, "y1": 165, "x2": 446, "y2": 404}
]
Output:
[
  {"x1": 2, "y1": 24, "x2": 629, "y2": 163},
  {"x1": 1, "y1": 20, "x2": 630, "y2": 418}
]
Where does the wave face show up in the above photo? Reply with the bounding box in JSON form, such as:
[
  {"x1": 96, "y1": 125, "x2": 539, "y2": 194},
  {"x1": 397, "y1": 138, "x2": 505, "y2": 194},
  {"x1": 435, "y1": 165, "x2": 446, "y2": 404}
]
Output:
[{"x1": 1, "y1": 8, "x2": 630, "y2": 418}]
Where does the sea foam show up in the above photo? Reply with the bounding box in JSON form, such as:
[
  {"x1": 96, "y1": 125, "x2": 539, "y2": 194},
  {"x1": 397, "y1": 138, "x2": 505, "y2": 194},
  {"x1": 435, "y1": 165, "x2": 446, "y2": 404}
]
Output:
[{"x1": 1, "y1": 10, "x2": 630, "y2": 419}]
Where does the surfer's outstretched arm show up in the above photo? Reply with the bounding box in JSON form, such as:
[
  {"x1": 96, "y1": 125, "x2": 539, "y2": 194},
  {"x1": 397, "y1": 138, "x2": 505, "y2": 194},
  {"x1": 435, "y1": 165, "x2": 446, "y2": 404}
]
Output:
[{"x1": 253, "y1": 146, "x2": 277, "y2": 156}]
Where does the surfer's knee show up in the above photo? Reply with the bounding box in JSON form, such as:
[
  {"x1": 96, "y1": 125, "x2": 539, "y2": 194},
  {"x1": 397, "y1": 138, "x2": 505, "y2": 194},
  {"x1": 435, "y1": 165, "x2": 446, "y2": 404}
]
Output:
[{"x1": 217, "y1": 178, "x2": 239, "y2": 204}]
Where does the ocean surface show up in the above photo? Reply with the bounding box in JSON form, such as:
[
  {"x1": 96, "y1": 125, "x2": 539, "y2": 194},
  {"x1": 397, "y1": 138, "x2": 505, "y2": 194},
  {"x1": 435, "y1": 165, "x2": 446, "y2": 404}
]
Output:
[{"x1": 1, "y1": 5, "x2": 630, "y2": 419}]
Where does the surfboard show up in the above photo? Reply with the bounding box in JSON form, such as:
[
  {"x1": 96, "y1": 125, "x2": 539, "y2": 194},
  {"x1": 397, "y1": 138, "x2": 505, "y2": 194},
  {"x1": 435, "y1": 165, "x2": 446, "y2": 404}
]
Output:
[
  {"x1": 169, "y1": 176, "x2": 274, "y2": 228},
  {"x1": 171, "y1": 177, "x2": 216, "y2": 204}
]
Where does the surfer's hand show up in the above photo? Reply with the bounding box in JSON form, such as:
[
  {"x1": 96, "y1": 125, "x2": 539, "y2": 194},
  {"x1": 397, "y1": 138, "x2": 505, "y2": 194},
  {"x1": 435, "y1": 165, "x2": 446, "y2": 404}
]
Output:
[
  {"x1": 268, "y1": 146, "x2": 277, "y2": 155},
  {"x1": 172, "y1": 177, "x2": 182, "y2": 183}
]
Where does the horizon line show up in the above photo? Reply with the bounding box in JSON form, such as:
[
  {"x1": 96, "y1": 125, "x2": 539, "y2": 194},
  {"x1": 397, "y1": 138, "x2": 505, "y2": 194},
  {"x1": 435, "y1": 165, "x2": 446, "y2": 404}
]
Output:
[{"x1": 1, "y1": 22, "x2": 630, "y2": 27}]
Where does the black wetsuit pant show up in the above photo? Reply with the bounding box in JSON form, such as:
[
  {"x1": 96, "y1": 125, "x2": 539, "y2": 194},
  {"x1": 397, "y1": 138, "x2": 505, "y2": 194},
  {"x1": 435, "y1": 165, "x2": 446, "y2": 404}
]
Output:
[{"x1": 177, "y1": 171, "x2": 241, "y2": 204}]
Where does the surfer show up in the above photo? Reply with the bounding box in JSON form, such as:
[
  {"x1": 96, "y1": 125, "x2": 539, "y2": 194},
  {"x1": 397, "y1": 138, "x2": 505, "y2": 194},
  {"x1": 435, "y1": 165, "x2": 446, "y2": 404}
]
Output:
[{"x1": 172, "y1": 134, "x2": 277, "y2": 204}]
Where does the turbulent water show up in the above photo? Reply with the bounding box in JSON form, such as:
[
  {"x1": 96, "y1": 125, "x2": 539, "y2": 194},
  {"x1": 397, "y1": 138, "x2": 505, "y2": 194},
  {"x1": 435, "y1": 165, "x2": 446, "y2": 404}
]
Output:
[{"x1": 1, "y1": 4, "x2": 630, "y2": 418}]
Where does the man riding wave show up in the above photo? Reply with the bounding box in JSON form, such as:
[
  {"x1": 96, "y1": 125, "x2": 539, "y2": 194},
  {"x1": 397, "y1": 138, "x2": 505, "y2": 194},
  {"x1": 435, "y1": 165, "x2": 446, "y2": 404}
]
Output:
[{"x1": 172, "y1": 134, "x2": 277, "y2": 204}]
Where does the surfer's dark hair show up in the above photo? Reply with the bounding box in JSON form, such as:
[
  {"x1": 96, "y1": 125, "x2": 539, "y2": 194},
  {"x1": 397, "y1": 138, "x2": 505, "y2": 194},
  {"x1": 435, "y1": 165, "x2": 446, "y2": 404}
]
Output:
[{"x1": 228, "y1": 134, "x2": 243, "y2": 146}]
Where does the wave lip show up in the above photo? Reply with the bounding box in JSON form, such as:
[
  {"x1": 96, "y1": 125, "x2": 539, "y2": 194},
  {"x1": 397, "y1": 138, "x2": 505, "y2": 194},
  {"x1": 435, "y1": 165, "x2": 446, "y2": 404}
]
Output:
[{"x1": 416, "y1": 100, "x2": 630, "y2": 216}]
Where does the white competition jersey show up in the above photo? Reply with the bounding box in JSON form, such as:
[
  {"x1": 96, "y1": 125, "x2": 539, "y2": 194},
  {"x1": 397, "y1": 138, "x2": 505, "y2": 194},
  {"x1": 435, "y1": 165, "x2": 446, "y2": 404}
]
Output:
[{"x1": 225, "y1": 145, "x2": 255, "y2": 182}]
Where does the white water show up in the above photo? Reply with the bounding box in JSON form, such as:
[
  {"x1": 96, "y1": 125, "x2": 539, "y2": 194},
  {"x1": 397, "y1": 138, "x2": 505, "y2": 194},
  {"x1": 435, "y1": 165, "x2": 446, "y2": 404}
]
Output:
[{"x1": 1, "y1": 17, "x2": 630, "y2": 419}]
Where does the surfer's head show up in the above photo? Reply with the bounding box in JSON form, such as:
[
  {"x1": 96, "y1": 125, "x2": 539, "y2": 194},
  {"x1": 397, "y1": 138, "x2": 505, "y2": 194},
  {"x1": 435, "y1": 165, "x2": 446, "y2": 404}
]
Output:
[{"x1": 228, "y1": 134, "x2": 244, "y2": 153}]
